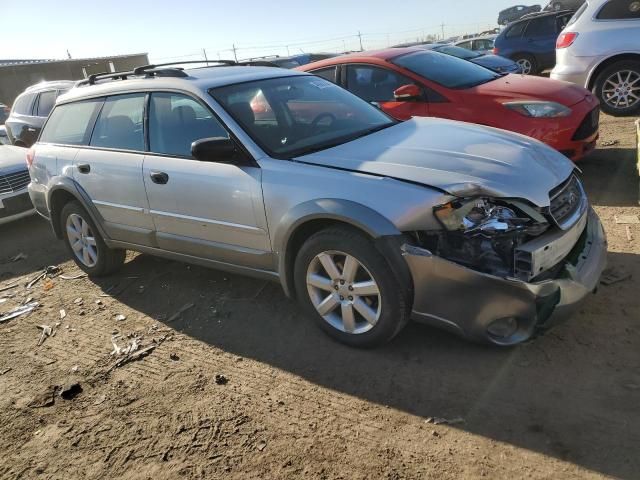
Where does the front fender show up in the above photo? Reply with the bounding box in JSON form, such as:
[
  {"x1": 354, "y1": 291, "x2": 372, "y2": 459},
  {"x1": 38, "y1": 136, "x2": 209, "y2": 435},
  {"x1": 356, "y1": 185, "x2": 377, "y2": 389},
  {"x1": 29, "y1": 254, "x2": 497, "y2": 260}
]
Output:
[{"x1": 273, "y1": 198, "x2": 405, "y2": 298}]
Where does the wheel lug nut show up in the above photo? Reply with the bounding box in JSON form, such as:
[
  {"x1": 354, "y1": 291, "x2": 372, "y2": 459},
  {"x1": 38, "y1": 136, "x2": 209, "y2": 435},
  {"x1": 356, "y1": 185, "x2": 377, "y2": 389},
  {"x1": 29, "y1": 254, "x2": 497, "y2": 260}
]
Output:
[
  {"x1": 334, "y1": 285, "x2": 339, "y2": 290},
  {"x1": 348, "y1": 296, "x2": 353, "y2": 301},
  {"x1": 348, "y1": 285, "x2": 353, "y2": 291},
  {"x1": 340, "y1": 280, "x2": 345, "y2": 285},
  {"x1": 340, "y1": 296, "x2": 344, "y2": 301}
]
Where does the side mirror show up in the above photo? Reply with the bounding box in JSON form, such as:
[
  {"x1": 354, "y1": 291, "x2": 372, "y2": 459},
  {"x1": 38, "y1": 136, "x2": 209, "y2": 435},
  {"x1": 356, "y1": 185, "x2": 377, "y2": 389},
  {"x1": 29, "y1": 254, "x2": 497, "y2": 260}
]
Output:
[
  {"x1": 191, "y1": 137, "x2": 241, "y2": 163},
  {"x1": 393, "y1": 84, "x2": 422, "y2": 101}
]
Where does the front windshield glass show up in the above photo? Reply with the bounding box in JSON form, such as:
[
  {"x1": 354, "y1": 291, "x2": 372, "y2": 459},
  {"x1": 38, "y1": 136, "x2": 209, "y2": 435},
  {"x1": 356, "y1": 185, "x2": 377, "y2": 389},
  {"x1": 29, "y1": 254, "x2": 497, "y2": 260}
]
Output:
[
  {"x1": 210, "y1": 75, "x2": 395, "y2": 158},
  {"x1": 393, "y1": 51, "x2": 500, "y2": 89},
  {"x1": 434, "y1": 45, "x2": 483, "y2": 60}
]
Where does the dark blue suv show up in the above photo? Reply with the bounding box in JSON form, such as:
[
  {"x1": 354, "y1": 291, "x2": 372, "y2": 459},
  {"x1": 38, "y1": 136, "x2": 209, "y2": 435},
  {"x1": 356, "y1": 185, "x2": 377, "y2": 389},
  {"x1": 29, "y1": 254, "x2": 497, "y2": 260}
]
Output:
[{"x1": 493, "y1": 10, "x2": 574, "y2": 75}]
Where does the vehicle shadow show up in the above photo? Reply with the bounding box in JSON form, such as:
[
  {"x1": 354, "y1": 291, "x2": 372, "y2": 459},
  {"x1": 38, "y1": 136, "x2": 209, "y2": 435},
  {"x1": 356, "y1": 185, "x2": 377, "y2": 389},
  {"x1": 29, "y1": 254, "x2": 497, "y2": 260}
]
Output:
[
  {"x1": 580, "y1": 147, "x2": 639, "y2": 207},
  {"x1": 89, "y1": 248, "x2": 640, "y2": 479}
]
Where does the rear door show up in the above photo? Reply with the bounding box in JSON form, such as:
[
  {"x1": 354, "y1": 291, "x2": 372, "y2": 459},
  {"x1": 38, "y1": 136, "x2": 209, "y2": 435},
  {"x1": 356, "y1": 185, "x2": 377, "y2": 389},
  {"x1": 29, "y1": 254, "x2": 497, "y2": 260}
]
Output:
[
  {"x1": 142, "y1": 91, "x2": 271, "y2": 268},
  {"x1": 522, "y1": 15, "x2": 559, "y2": 68},
  {"x1": 73, "y1": 93, "x2": 155, "y2": 245},
  {"x1": 343, "y1": 64, "x2": 428, "y2": 120}
]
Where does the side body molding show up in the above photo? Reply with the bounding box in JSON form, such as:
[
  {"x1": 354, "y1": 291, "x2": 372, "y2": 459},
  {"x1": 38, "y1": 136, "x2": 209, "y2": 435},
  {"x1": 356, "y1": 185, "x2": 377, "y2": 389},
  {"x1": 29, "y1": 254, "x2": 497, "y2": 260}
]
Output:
[{"x1": 272, "y1": 198, "x2": 403, "y2": 298}]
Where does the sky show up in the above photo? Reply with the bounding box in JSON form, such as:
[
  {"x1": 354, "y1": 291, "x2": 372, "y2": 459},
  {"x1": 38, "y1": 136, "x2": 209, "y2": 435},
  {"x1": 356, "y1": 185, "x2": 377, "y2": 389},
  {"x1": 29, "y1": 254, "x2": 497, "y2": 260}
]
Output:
[{"x1": 1, "y1": 0, "x2": 526, "y2": 62}]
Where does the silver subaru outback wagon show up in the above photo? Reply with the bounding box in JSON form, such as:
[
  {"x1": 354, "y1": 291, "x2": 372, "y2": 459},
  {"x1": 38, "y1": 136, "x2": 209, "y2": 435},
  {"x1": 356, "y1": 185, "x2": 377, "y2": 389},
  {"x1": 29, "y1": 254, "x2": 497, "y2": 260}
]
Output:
[{"x1": 27, "y1": 62, "x2": 607, "y2": 347}]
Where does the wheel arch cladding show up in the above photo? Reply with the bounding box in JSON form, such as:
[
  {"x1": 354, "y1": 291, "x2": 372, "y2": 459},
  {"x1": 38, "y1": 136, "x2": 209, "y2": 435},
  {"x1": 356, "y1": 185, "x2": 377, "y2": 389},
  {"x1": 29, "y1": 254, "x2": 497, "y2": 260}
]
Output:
[
  {"x1": 588, "y1": 53, "x2": 640, "y2": 90},
  {"x1": 48, "y1": 178, "x2": 108, "y2": 241},
  {"x1": 274, "y1": 199, "x2": 411, "y2": 299}
]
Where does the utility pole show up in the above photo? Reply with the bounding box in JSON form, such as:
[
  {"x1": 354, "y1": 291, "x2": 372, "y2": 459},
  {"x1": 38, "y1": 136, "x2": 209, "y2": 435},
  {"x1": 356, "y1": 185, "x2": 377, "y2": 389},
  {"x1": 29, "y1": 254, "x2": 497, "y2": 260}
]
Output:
[
  {"x1": 357, "y1": 31, "x2": 363, "y2": 51},
  {"x1": 286, "y1": 45, "x2": 290, "y2": 56},
  {"x1": 232, "y1": 44, "x2": 238, "y2": 62},
  {"x1": 440, "y1": 23, "x2": 445, "y2": 40},
  {"x1": 202, "y1": 48, "x2": 209, "y2": 66}
]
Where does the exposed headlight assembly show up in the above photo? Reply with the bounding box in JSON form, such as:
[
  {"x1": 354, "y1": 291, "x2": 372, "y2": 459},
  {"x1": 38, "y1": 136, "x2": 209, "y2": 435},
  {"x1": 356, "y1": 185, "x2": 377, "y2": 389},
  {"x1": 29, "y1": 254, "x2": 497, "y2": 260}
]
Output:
[{"x1": 503, "y1": 101, "x2": 571, "y2": 118}]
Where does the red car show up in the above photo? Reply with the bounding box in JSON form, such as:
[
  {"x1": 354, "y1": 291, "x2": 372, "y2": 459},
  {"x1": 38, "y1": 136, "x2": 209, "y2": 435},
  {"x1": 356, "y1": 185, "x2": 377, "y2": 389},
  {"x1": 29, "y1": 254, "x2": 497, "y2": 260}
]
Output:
[{"x1": 297, "y1": 47, "x2": 599, "y2": 161}]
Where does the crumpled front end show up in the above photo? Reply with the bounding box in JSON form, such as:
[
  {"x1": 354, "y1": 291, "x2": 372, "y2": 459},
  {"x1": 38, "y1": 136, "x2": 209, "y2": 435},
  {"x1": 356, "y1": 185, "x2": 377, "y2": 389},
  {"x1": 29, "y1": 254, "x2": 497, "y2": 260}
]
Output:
[{"x1": 404, "y1": 207, "x2": 607, "y2": 346}]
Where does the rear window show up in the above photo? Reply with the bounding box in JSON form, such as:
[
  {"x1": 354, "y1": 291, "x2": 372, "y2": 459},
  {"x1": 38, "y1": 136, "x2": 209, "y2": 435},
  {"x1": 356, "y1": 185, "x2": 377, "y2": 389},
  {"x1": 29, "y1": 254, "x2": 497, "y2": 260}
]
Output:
[
  {"x1": 12, "y1": 93, "x2": 35, "y2": 115},
  {"x1": 505, "y1": 21, "x2": 527, "y2": 38},
  {"x1": 597, "y1": 0, "x2": 640, "y2": 19},
  {"x1": 392, "y1": 51, "x2": 500, "y2": 89},
  {"x1": 40, "y1": 99, "x2": 103, "y2": 145}
]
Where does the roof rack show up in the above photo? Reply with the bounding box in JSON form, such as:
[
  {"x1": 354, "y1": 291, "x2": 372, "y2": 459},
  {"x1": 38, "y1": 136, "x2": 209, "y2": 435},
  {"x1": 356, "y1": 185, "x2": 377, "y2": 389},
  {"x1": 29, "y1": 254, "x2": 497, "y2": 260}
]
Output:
[{"x1": 76, "y1": 59, "x2": 280, "y2": 87}]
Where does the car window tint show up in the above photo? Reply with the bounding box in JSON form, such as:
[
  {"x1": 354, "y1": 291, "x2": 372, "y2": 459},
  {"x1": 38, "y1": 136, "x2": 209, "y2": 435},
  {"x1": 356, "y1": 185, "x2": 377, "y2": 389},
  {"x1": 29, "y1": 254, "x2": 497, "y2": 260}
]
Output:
[
  {"x1": 149, "y1": 92, "x2": 229, "y2": 157},
  {"x1": 40, "y1": 99, "x2": 103, "y2": 145},
  {"x1": 524, "y1": 16, "x2": 557, "y2": 36},
  {"x1": 457, "y1": 41, "x2": 472, "y2": 49},
  {"x1": 36, "y1": 90, "x2": 57, "y2": 117},
  {"x1": 597, "y1": 0, "x2": 640, "y2": 19},
  {"x1": 505, "y1": 22, "x2": 527, "y2": 38},
  {"x1": 346, "y1": 65, "x2": 416, "y2": 102},
  {"x1": 311, "y1": 66, "x2": 338, "y2": 84},
  {"x1": 476, "y1": 39, "x2": 494, "y2": 50},
  {"x1": 90, "y1": 94, "x2": 145, "y2": 151},
  {"x1": 12, "y1": 93, "x2": 35, "y2": 115}
]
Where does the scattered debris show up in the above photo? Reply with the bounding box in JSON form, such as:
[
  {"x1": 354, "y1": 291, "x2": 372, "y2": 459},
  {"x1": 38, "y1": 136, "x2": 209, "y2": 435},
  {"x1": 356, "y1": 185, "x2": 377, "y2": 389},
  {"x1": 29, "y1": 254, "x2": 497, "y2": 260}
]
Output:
[
  {"x1": 0, "y1": 302, "x2": 39, "y2": 323},
  {"x1": 107, "y1": 344, "x2": 158, "y2": 373},
  {"x1": 28, "y1": 385, "x2": 57, "y2": 408},
  {"x1": 214, "y1": 374, "x2": 229, "y2": 385},
  {"x1": 11, "y1": 252, "x2": 27, "y2": 262},
  {"x1": 601, "y1": 268, "x2": 632, "y2": 286},
  {"x1": 614, "y1": 214, "x2": 639, "y2": 224},
  {"x1": 95, "y1": 299, "x2": 103, "y2": 306},
  {"x1": 110, "y1": 334, "x2": 140, "y2": 356},
  {"x1": 70, "y1": 365, "x2": 79, "y2": 373},
  {"x1": 0, "y1": 283, "x2": 19, "y2": 293},
  {"x1": 26, "y1": 266, "x2": 61, "y2": 289},
  {"x1": 168, "y1": 303, "x2": 195, "y2": 323},
  {"x1": 600, "y1": 139, "x2": 619, "y2": 147},
  {"x1": 60, "y1": 383, "x2": 83, "y2": 400},
  {"x1": 37, "y1": 325, "x2": 53, "y2": 346},
  {"x1": 0, "y1": 367, "x2": 11, "y2": 376},
  {"x1": 114, "y1": 314, "x2": 126, "y2": 321},
  {"x1": 169, "y1": 352, "x2": 180, "y2": 361},
  {"x1": 0, "y1": 299, "x2": 7, "y2": 305},
  {"x1": 59, "y1": 273, "x2": 88, "y2": 280},
  {"x1": 626, "y1": 225, "x2": 633, "y2": 242},
  {"x1": 94, "y1": 394, "x2": 107, "y2": 406},
  {"x1": 256, "y1": 440, "x2": 267, "y2": 451},
  {"x1": 426, "y1": 417, "x2": 465, "y2": 426},
  {"x1": 73, "y1": 297, "x2": 83, "y2": 305},
  {"x1": 59, "y1": 309, "x2": 66, "y2": 320},
  {"x1": 43, "y1": 280, "x2": 55, "y2": 291}
]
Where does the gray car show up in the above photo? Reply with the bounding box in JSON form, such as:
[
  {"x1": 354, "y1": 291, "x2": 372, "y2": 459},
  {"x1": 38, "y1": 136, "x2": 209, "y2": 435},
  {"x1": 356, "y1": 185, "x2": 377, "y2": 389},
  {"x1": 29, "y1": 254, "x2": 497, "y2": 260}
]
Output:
[
  {"x1": 28, "y1": 62, "x2": 607, "y2": 347},
  {"x1": 1, "y1": 145, "x2": 34, "y2": 224},
  {"x1": 551, "y1": 0, "x2": 640, "y2": 115}
]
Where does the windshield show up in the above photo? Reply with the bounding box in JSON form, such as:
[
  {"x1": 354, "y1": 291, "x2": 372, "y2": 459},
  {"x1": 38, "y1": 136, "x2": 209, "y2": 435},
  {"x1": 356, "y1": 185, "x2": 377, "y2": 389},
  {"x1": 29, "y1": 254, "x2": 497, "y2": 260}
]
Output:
[
  {"x1": 434, "y1": 45, "x2": 483, "y2": 60},
  {"x1": 392, "y1": 51, "x2": 500, "y2": 89},
  {"x1": 210, "y1": 75, "x2": 395, "y2": 158}
]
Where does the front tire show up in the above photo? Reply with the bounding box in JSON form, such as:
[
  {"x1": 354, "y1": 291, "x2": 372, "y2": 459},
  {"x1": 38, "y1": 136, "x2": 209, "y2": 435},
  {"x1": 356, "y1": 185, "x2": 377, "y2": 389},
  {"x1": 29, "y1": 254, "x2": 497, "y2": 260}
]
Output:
[
  {"x1": 60, "y1": 201, "x2": 125, "y2": 276},
  {"x1": 294, "y1": 227, "x2": 410, "y2": 347},
  {"x1": 593, "y1": 60, "x2": 640, "y2": 116}
]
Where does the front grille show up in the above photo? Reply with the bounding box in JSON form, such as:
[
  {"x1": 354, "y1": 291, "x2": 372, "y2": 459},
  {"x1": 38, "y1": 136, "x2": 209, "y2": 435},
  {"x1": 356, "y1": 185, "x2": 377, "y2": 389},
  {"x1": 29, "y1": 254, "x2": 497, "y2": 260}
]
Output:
[
  {"x1": 549, "y1": 175, "x2": 584, "y2": 228},
  {"x1": 572, "y1": 107, "x2": 599, "y2": 141},
  {"x1": 0, "y1": 169, "x2": 30, "y2": 194}
]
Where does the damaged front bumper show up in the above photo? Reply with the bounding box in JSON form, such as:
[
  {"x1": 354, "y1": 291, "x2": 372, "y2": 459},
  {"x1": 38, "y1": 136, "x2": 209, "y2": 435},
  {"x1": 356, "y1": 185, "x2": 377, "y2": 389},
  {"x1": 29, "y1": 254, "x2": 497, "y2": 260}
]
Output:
[{"x1": 403, "y1": 208, "x2": 607, "y2": 346}]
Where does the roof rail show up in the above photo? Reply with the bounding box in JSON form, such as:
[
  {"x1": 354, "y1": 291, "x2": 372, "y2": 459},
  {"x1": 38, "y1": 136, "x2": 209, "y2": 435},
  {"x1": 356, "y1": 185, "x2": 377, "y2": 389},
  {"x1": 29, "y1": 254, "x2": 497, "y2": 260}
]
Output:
[{"x1": 132, "y1": 60, "x2": 237, "y2": 75}]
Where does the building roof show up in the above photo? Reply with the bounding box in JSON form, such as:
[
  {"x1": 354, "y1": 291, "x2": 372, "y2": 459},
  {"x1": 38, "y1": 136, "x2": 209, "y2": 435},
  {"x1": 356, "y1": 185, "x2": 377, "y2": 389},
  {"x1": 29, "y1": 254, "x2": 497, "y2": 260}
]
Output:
[{"x1": 0, "y1": 53, "x2": 148, "y2": 68}]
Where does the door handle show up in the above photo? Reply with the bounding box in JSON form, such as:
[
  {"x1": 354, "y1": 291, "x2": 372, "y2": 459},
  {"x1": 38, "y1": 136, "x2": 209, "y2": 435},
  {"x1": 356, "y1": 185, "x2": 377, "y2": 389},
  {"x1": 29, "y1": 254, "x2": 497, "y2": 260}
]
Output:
[
  {"x1": 77, "y1": 163, "x2": 91, "y2": 174},
  {"x1": 150, "y1": 171, "x2": 169, "y2": 185},
  {"x1": 27, "y1": 127, "x2": 36, "y2": 132}
]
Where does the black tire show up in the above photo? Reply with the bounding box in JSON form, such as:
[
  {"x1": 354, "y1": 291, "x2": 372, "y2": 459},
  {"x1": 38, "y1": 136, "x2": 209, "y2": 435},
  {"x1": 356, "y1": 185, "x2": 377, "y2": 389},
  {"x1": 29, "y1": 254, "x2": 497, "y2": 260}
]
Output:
[
  {"x1": 513, "y1": 54, "x2": 538, "y2": 75},
  {"x1": 60, "y1": 201, "x2": 125, "y2": 276},
  {"x1": 593, "y1": 60, "x2": 640, "y2": 116},
  {"x1": 294, "y1": 227, "x2": 411, "y2": 347}
]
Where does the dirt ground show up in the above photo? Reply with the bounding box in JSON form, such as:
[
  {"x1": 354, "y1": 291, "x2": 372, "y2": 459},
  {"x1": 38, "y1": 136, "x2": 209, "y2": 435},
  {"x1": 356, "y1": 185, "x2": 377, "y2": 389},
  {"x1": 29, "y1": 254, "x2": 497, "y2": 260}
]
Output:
[{"x1": 0, "y1": 114, "x2": 639, "y2": 480}]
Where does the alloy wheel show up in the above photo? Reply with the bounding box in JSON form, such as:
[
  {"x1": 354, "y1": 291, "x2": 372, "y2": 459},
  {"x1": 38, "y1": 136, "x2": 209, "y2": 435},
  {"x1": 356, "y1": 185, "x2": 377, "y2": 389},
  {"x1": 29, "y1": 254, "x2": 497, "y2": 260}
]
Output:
[
  {"x1": 602, "y1": 70, "x2": 640, "y2": 111},
  {"x1": 66, "y1": 213, "x2": 98, "y2": 268},
  {"x1": 516, "y1": 58, "x2": 533, "y2": 75},
  {"x1": 306, "y1": 250, "x2": 381, "y2": 334}
]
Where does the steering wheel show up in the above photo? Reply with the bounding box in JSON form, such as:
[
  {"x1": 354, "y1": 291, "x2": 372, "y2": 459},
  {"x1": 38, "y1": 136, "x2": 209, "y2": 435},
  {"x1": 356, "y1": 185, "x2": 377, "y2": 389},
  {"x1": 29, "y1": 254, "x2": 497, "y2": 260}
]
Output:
[{"x1": 310, "y1": 113, "x2": 337, "y2": 131}]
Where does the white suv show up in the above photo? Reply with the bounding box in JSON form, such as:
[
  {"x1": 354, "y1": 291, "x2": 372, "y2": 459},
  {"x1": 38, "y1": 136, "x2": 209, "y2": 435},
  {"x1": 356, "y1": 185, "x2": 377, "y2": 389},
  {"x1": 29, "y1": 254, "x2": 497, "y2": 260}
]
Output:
[{"x1": 551, "y1": 0, "x2": 640, "y2": 115}]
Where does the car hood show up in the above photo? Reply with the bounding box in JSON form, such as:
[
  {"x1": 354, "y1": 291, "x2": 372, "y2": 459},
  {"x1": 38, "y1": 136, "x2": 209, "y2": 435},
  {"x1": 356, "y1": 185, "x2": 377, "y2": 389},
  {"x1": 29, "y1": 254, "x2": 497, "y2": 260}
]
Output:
[
  {"x1": 471, "y1": 73, "x2": 591, "y2": 106},
  {"x1": 296, "y1": 117, "x2": 575, "y2": 207},
  {"x1": 472, "y1": 54, "x2": 518, "y2": 70},
  {"x1": 0, "y1": 145, "x2": 28, "y2": 174}
]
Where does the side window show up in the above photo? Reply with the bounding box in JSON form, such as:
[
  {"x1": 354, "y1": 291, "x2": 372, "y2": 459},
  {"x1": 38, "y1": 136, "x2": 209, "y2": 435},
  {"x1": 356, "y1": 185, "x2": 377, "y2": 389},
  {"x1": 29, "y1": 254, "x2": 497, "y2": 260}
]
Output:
[
  {"x1": 346, "y1": 65, "x2": 417, "y2": 102},
  {"x1": 40, "y1": 99, "x2": 103, "y2": 145},
  {"x1": 90, "y1": 94, "x2": 145, "y2": 151},
  {"x1": 597, "y1": 0, "x2": 640, "y2": 19},
  {"x1": 149, "y1": 92, "x2": 229, "y2": 157},
  {"x1": 524, "y1": 16, "x2": 557, "y2": 36},
  {"x1": 36, "y1": 90, "x2": 57, "y2": 117},
  {"x1": 311, "y1": 66, "x2": 338, "y2": 84},
  {"x1": 505, "y1": 22, "x2": 527, "y2": 38},
  {"x1": 457, "y1": 41, "x2": 472, "y2": 50},
  {"x1": 12, "y1": 93, "x2": 36, "y2": 115},
  {"x1": 476, "y1": 39, "x2": 494, "y2": 50}
]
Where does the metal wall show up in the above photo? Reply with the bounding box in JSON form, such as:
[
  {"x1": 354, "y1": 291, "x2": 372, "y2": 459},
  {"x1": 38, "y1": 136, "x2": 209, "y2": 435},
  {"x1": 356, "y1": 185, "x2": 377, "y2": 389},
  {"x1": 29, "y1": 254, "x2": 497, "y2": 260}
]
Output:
[{"x1": 0, "y1": 54, "x2": 149, "y2": 106}]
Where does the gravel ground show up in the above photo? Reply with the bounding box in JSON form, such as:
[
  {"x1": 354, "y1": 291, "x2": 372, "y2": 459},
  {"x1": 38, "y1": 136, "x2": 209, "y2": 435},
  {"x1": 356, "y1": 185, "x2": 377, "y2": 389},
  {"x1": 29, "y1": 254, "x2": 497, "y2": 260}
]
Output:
[{"x1": 0, "y1": 114, "x2": 638, "y2": 480}]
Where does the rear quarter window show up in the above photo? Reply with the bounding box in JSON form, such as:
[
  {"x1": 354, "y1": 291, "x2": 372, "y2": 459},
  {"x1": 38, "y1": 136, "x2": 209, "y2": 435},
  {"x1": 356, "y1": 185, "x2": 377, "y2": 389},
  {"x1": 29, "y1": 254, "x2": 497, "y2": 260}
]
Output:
[
  {"x1": 505, "y1": 22, "x2": 527, "y2": 38},
  {"x1": 40, "y1": 99, "x2": 103, "y2": 145},
  {"x1": 12, "y1": 93, "x2": 36, "y2": 115},
  {"x1": 597, "y1": 0, "x2": 640, "y2": 19}
]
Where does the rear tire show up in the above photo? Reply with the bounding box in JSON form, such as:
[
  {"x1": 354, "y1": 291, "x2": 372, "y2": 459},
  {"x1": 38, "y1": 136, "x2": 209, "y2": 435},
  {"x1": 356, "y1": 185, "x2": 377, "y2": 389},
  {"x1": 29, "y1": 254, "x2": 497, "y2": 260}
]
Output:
[
  {"x1": 593, "y1": 60, "x2": 640, "y2": 116},
  {"x1": 60, "y1": 201, "x2": 125, "y2": 276},
  {"x1": 294, "y1": 227, "x2": 411, "y2": 347},
  {"x1": 513, "y1": 54, "x2": 537, "y2": 75}
]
